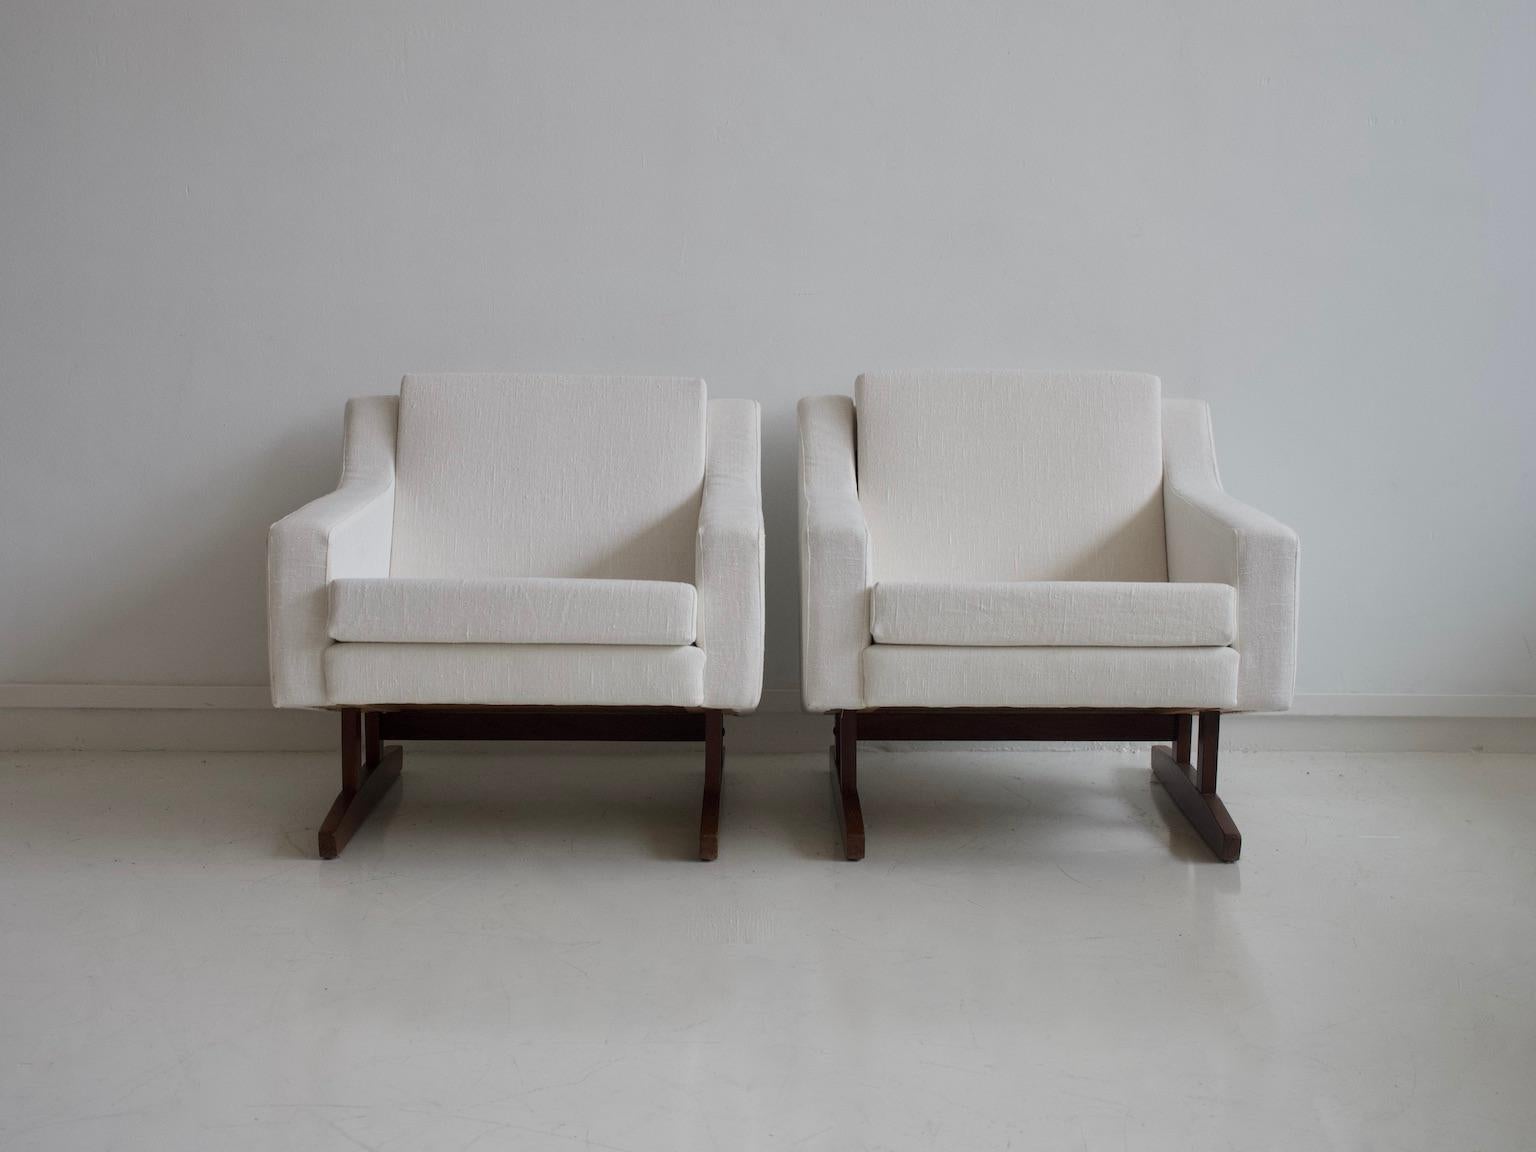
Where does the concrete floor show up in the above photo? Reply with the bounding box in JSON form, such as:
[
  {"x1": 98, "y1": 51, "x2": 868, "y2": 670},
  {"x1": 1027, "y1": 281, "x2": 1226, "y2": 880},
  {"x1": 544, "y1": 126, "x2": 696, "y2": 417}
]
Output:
[{"x1": 1, "y1": 746, "x2": 1532, "y2": 1151}]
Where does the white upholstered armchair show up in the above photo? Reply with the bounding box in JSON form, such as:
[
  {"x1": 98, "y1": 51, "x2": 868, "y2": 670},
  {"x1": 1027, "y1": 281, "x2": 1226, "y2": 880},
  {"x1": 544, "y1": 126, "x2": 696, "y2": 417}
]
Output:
[
  {"x1": 270, "y1": 374, "x2": 764, "y2": 860},
  {"x1": 799, "y1": 372, "x2": 1298, "y2": 861}
]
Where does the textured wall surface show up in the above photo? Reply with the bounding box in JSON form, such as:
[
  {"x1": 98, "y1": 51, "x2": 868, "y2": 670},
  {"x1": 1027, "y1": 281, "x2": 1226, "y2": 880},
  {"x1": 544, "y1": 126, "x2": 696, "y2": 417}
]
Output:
[{"x1": 2, "y1": 1, "x2": 1533, "y2": 697}]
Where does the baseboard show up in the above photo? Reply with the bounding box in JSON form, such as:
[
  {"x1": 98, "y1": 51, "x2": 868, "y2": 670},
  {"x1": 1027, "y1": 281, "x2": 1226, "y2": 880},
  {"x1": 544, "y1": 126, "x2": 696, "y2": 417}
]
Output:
[
  {"x1": 1, "y1": 685, "x2": 1533, "y2": 753},
  {"x1": 0, "y1": 706, "x2": 339, "y2": 752}
]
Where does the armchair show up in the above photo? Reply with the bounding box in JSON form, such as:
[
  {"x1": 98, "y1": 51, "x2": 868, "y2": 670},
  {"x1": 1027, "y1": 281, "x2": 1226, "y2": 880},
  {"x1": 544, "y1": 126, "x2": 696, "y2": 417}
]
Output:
[
  {"x1": 799, "y1": 372, "x2": 1298, "y2": 861},
  {"x1": 270, "y1": 374, "x2": 764, "y2": 860}
]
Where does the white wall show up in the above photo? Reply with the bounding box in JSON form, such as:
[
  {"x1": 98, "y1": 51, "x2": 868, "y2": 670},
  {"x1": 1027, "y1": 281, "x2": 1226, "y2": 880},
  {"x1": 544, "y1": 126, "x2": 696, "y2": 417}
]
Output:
[{"x1": 2, "y1": 1, "x2": 1533, "y2": 702}]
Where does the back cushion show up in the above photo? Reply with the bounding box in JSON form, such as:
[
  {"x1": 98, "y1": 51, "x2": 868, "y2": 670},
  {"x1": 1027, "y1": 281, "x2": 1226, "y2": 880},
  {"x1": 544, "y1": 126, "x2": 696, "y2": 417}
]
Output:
[
  {"x1": 391, "y1": 374, "x2": 706, "y2": 581},
  {"x1": 856, "y1": 371, "x2": 1167, "y2": 583}
]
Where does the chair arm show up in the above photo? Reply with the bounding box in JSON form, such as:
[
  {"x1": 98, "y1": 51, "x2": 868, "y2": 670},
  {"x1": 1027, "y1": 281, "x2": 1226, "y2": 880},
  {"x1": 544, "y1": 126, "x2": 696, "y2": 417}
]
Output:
[
  {"x1": 696, "y1": 399, "x2": 766, "y2": 712},
  {"x1": 267, "y1": 397, "x2": 397, "y2": 708},
  {"x1": 798, "y1": 395, "x2": 871, "y2": 712},
  {"x1": 1163, "y1": 398, "x2": 1299, "y2": 712}
]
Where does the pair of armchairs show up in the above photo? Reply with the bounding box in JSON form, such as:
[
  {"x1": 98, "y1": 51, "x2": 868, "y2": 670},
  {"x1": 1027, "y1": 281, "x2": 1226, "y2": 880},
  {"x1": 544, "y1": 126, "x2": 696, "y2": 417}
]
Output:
[{"x1": 269, "y1": 372, "x2": 1297, "y2": 863}]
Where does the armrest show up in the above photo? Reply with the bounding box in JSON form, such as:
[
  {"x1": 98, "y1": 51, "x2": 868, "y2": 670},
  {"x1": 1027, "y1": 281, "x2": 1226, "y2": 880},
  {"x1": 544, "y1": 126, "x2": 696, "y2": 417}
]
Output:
[
  {"x1": 1162, "y1": 398, "x2": 1299, "y2": 712},
  {"x1": 267, "y1": 396, "x2": 398, "y2": 708},
  {"x1": 696, "y1": 399, "x2": 766, "y2": 712},
  {"x1": 798, "y1": 395, "x2": 871, "y2": 712}
]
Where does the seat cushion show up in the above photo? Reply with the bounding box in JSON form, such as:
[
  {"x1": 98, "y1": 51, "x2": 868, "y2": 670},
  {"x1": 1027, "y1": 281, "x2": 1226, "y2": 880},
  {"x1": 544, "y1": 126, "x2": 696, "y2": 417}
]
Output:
[
  {"x1": 328, "y1": 577, "x2": 696, "y2": 645},
  {"x1": 863, "y1": 646, "x2": 1238, "y2": 710},
  {"x1": 856, "y1": 371, "x2": 1168, "y2": 583},
  {"x1": 390, "y1": 374, "x2": 706, "y2": 582},
  {"x1": 324, "y1": 644, "x2": 704, "y2": 707},
  {"x1": 870, "y1": 581, "x2": 1236, "y2": 647}
]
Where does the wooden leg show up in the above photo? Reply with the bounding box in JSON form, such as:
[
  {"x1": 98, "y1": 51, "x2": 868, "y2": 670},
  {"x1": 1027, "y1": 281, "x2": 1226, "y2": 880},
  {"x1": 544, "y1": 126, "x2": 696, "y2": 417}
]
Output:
[
  {"x1": 1151, "y1": 710, "x2": 1241, "y2": 862},
  {"x1": 1173, "y1": 713, "x2": 1193, "y2": 766},
  {"x1": 830, "y1": 710, "x2": 865, "y2": 861},
  {"x1": 364, "y1": 710, "x2": 381, "y2": 767},
  {"x1": 1197, "y1": 711, "x2": 1221, "y2": 795},
  {"x1": 319, "y1": 708, "x2": 403, "y2": 860},
  {"x1": 340, "y1": 707, "x2": 363, "y2": 792},
  {"x1": 699, "y1": 710, "x2": 723, "y2": 861}
]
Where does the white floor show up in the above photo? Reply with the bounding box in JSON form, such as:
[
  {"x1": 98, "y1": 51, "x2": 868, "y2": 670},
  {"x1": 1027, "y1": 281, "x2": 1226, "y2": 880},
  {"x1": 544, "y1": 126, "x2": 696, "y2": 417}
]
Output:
[{"x1": 1, "y1": 747, "x2": 1533, "y2": 1152}]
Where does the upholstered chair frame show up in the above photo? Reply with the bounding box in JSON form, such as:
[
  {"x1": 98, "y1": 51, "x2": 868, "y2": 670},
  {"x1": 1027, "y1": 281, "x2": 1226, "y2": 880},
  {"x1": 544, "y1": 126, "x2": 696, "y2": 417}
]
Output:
[
  {"x1": 798, "y1": 374, "x2": 1299, "y2": 861},
  {"x1": 270, "y1": 375, "x2": 764, "y2": 860}
]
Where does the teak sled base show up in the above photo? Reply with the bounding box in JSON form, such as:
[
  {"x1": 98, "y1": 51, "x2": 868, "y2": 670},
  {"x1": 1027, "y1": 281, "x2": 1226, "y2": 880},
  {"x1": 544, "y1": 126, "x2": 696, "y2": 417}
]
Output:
[
  {"x1": 318, "y1": 707, "x2": 726, "y2": 861},
  {"x1": 829, "y1": 708, "x2": 1239, "y2": 863}
]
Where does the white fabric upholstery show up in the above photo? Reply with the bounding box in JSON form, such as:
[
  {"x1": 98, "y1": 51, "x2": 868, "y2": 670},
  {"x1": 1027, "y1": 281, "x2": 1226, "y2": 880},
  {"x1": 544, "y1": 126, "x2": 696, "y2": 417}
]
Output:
[
  {"x1": 798, "y1": 396, "x2": 872, "y2": 712},
  {"x1": 696, "y1": 400, "x2": 766, "y2": 711},
  {"x1": 1163, "y1": 399, "x2": 1299, "y2": 711},
  {"x1": 390, "y1": 374, "x2": 705, "y2": 582},
  {"x1": 856, "y1": 371, "x2": 1169, "y2": 583},
  {"x1": 863, "y1": 646, "x2": 1239, "y2": 710},
  {"x1": 324, "y1": 644, "x2": 704, "y2": 707},
  {"x1": 796, "y1": 379, "x2": 1297, "y2": 715},
  {"x1": 328, "y1": 577, "x2": 695, "y2": 645},
  {"x1": 871, "y1": 580, "x2": 1236, "y2": 647},
  {"x1": 269, "y1": 378, "x2": 764, "y2": 712},
  {"x1": 268, "y1": 396, "x2": 397, "y2": 708}
]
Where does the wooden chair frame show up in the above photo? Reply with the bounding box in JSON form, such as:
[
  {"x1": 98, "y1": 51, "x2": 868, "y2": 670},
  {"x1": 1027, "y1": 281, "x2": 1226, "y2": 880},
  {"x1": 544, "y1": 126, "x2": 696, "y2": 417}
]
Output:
[
  {"x1": 829, "y1": 708, "x2": 1239, "y2": 862},
  {"x1": 318, "y1": 706, "x2": 726, "y2": 861}
]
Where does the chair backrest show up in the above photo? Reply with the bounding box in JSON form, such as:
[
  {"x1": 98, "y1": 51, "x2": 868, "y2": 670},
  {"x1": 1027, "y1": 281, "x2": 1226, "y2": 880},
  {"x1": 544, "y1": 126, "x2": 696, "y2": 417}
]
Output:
[
  {"x1": 855, "y1": 371, "x2": 1168, "y2": 583},
  {"x1": 390, "y1": 374, "x2": 706, "y2": 581}
]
